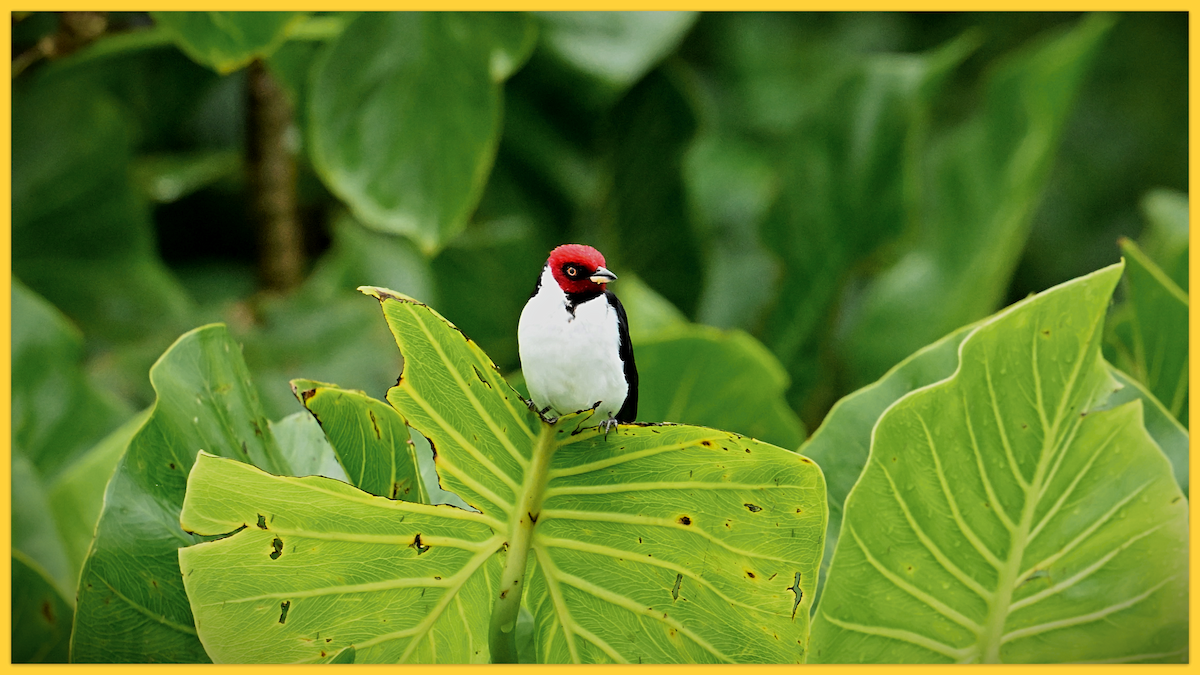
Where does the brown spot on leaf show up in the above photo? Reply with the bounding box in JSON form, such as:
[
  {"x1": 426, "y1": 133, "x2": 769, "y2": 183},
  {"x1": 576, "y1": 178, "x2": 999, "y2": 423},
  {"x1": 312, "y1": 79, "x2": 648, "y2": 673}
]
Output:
[
  {"x1": 40, "y1": 600, "x2": 54, "y2": 624},
  {"x1": 700, "y1": 440, "x2": 711, "y2": 447},
  {"x1": 300, "y1": 388, "x2": 317, "y2": 403},
  {"x1": 677, "y1": 516, "x2": 691, "y2": 526}
]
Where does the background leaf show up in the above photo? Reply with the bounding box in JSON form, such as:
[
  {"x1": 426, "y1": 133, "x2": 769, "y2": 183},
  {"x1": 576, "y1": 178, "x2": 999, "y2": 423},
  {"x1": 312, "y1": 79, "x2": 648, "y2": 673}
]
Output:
[
  {"x1": 1110, "y1": 238, "x2": 1188, "y2": 424},
  {"x1": 1136, "y1": 189, "x2": 1188, "y2": 291},
  {"x1": 308, "y1": 12, "x2": 535, "y2": 253},
  {"x1": 533, "y1": 11, "x2": 697, "y2": 103},
  {"x1": 636, "y1": 326, "x2": 805, "y2": 448},
  {"x1": 151, "y1": 12, "x2": 305, "y2": 74},
  {"x1": 71, "y1": 325, "x2": 290, "y2": 662},
  {"x1": 811, "y1": 263, "x2": 1188, "y2": 664},
  {"x1": 841, "y1": 14, "x2": 1115, "y2": 386},
  {"x1": 12, "y1": 552, "x2": 74, "y2": 663}
]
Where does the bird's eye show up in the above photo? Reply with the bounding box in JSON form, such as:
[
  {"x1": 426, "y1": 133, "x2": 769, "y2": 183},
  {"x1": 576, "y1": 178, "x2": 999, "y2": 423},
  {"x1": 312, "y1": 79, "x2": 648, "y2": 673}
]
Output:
[{"x1": 566, "y1": 266, "x2": 578, "y2": 277}]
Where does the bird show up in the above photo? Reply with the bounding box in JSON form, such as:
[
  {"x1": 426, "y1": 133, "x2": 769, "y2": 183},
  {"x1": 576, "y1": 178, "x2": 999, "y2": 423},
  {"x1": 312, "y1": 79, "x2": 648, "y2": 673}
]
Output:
[{"x1": 518, "y1": 243, "x2": 637, "y2": 434}]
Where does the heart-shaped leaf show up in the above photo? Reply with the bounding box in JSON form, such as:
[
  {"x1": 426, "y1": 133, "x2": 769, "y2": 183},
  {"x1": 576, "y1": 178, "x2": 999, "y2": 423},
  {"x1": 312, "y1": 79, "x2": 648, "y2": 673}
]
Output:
[
  {"x1": 151, "y1": 12, "x2": 305, "y2": 73},
  {"x1": 309, "y1": 12, "x2": 536, "y2": 253},
  {"x1": 178, "y1": 287, "x2": 826, "y2": 663},
  {"x1": 810, "y1": 262, "x2": 1188, "y2": 664}
]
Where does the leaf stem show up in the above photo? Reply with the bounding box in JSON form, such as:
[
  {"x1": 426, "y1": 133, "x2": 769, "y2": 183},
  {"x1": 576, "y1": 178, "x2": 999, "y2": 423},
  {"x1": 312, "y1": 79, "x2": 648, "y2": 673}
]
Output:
[{"x1": 488, "y1": 419, "x2": 556, "y2": 663}]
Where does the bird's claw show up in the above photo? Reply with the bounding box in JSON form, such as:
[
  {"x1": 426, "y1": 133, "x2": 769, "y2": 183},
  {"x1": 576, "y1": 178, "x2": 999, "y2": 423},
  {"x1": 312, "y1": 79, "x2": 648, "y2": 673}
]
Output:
[{"x1": 599, "y1": 416, "x2": 618, "y2": 439}]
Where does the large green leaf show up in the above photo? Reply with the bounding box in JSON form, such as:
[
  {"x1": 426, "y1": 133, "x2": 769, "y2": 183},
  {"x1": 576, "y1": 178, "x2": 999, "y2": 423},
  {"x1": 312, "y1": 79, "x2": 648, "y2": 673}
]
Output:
[
  {"x1": 71, "y1": 325, "x2": 290, "y2": 663},
  {"x1": 12, "y1": 72, "x2": 192, "y2": 344},
  {"x1": 308, "y1": 12, "x2": 536, "y2": 253},
  {"x1": 291, "y1": 379, "x2": 427, "y2": 502},
  {"x1": 1111, "y1": 238, "x2": 1188, "y2": 424},
  {"x1": 12, "y1": 552, "x2": 73, "y2": 663},
  {"x1": 46, "y1": 408, "x2": 152, "y2": 583},
  {"x1": 802, "y1": 322, "x2": 978, "y2": 602},
  {"x1": 811, "y1": 262, "x2": 1188, "y2": 663},
  {"x1": 151, "y1": 12, "x2": 304, "y2": 74},
  {"x1": 806, "y1": 323, "x2": 1188, "y2": 610},
  {"x1": 842, "y1": 15, "x2": 1115, "y2": 385},
  {"x1": 178, "y1": 287, "x2": 826, "y2": 663},
  {"x1": 11, "y1": 277, "x2": 132, "y2": 483},
  {"x1": 636, "y1": 325, "x2": 805, "y2": 449}
]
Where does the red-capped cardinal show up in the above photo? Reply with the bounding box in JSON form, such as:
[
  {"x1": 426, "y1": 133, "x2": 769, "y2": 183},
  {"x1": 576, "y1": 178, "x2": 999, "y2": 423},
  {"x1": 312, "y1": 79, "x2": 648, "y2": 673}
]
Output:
[{"x1": 518, "y1": 244, "x2": 637, "y2": 433}]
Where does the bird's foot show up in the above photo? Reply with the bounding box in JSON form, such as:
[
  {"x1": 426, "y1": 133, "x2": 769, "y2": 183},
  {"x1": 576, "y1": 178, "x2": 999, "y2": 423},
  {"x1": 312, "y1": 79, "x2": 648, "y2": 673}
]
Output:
[{"x1": 599, "y1": 415, "x2": 618, "y2": 439}]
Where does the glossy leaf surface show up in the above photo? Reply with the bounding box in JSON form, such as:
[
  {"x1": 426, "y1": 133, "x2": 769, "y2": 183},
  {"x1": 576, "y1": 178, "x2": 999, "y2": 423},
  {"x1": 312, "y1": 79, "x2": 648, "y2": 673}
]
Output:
[
  {"x1": 811, "y1": 263, "x2": 1188, "y2": 663},
  {"x1": 309, "y1": 12, "x2": 535, "y2": 253},
  {"x1": 178, "y1": 288, "x2": 826, "y2": 663}
]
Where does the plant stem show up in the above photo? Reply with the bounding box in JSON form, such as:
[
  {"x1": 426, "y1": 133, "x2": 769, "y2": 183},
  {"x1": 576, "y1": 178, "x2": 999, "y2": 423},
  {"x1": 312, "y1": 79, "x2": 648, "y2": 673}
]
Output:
[
  {"x1": 247, "y1": 58, "x2": 304, "y2": 292},
  {"x1": 488, "y1": 420, "x2": 557, "y2": 663}
]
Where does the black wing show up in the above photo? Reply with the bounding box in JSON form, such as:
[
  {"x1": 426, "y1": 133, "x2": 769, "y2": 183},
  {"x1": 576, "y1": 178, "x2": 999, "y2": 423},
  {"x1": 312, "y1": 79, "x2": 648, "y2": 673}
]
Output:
[{"x1": 607, "y1": 290, "x2": 638, "y2": 423}]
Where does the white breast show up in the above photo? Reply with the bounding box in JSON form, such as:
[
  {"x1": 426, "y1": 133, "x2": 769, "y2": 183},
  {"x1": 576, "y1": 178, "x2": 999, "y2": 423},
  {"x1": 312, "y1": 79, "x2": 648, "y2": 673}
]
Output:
[{"x1": 518, "y1": 267, "x2": 628, "y2": 422}]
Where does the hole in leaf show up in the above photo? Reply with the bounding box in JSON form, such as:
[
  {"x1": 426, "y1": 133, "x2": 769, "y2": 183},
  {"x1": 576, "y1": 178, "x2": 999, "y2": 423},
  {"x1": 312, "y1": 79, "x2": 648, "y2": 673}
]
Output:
[
  {"x1": 744, "y1": 503, "x2": 762, "y2": 513},
  {"x1": 786, "y1": 573, "x2": 803, "y2": 619},
  {"x1": 256, "y1": 514, "x2": 268, "y2": 530},
  {"x1": 279, "y1": 600, "x2": 291, "y2": 624},
  {"x1": 671, "y1": 574, "x2": 682, "y2": 600},
  {"x1": 410, "y1": 534, "x2": 430, "y2": 555},
  {"x1": 270, "y1": 537, "x2": 284, "y2": 559}
]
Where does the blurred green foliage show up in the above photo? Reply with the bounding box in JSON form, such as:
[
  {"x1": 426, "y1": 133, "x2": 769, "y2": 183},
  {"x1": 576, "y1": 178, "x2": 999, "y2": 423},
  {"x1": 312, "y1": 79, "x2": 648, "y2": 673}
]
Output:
[{"x1": 9, "y1": 11, "x2": 1188, "y2": 663}]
